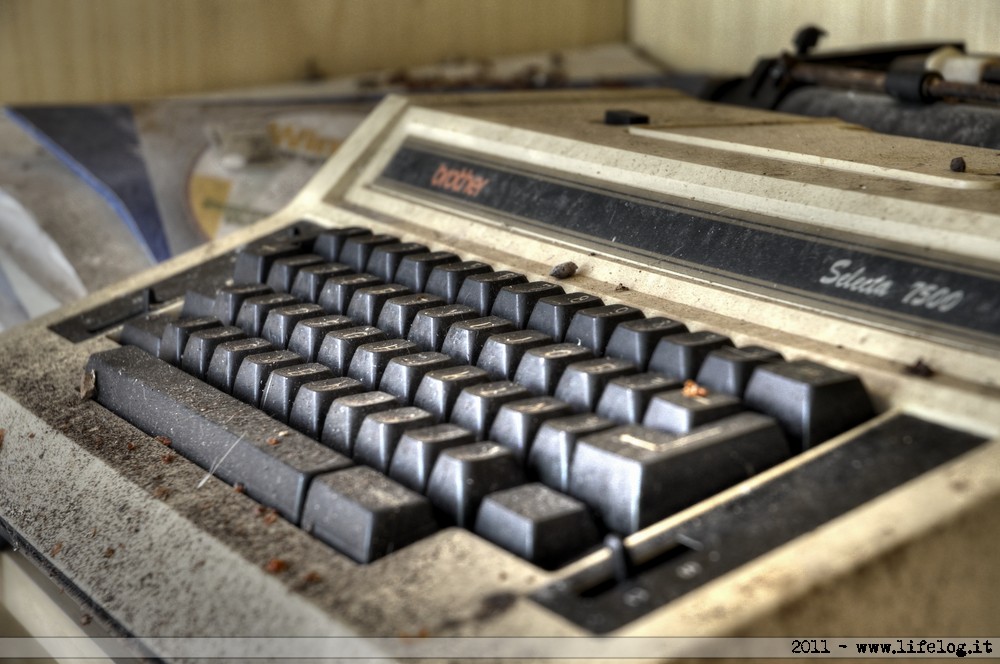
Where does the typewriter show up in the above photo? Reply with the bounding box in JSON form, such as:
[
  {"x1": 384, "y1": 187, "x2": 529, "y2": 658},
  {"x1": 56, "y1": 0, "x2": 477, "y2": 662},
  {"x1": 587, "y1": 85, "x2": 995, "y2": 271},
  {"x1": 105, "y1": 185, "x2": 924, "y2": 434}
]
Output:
[{"x1": 1, "y1": 85, "x2": 999, "y2": 660}]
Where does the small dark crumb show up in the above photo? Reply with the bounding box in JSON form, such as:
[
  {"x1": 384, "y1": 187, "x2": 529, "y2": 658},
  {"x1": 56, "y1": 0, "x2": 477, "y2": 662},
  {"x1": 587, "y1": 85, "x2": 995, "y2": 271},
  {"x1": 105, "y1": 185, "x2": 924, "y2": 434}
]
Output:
[
  {"x1": 588, "y1": 251, "x2": 596, "y2": 256},
  {"x1": 126, "y1": 441, "x2": 137, "y2": 451},
  {"x1": 950, "y1": 156, "x2": 966, "y2": 173},
  {"x1": 153, "y1": 486, "x2": 171, "y2": 500},
  {"x1": 155, "y1": 435, "x2": 172, "y2": 447},
  {"x1": 79, "y1": 370, "x2": 96, "y2": 401},
  {"x1": 266, "y1": 436, "x2": 281, "y2": 446},
  {"x1": 51, "y1": 542, "x2": 63, "y2": 557},
  {"x1": 549, "y1": 261, "x2": 578, "y2": 279},
  {"x1": 192, "y1": 559, "x2": 206, "y2": 569},
  {"x1": 264, "y1": 558, "x2": 288, "y2": 574},
  {"x1": 904, "y1": 358, "x2": 935, "y2": 378},
  {"x1": 302, "y1": 570, "x2": 323, "y2": 584},
  {"x1": 103, "y1": 547, "x2": 116, "y2": 558},
  {"x1": 233, "y1": 483, "x2": 246, "y2": 494},
  {"x1": 89, "y1": 527, "x2": 97, "y2": 538},
  {"x1": 28, "y1": 432, "x2": 35, "y2": 439},
  {"x1": 161, "y1": 452, "x2": 176, "y2": 464},
  {"x1": 80, "y1": 614, "x2": 92, "y2": 626},
  {"x1": 498, "y1": 571, "x2": 508, "y2": 581},
  {"x1": 614, "y1": 283, "x2": 630, "y2": 292},
  {"x1": 0, "y1": 428, "x2": 4, "y2": 450},
  {"x1": 474, "y1": 592, "x2": 517, "y2": 621}
]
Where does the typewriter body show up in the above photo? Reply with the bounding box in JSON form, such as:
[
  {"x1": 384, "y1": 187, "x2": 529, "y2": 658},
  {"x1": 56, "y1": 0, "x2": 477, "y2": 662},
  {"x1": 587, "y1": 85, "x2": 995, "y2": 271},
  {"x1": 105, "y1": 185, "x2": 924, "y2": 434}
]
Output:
[{"x1": 1, "y1": 88, "x2": 998, "y2": 658}]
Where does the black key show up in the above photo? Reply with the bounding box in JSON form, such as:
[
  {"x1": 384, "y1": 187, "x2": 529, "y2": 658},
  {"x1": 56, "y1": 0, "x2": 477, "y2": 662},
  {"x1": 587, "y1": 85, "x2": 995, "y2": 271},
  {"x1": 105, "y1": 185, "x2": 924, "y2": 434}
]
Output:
[
  {"x1": 395, "y1": 251, "x2": 461, "y2": 292},
  {"x1": 233, "y1": 241, "x2": 302, "y2": 285},
  {"x1": 514, "y1": 343, "x2": 594, "y2": 396},
  {"x1": 266, "y1": 253, "x2": 323, "y2": 293},
  {"x1": 569, "y1": 416, "x2": 790, "y2": 533},
  {"x1": 235, "y1": 293, "x2": 299, "y2": 337},
  {"x1": 340, "y1": 233, "x2": 398, "y2": 273},
  {"x1": 347, "y1": 339, "x2": 417, "y2": 390},
  {"x1": 527, "y1": 292, "x2": 604, "y2": 341},
  {"x1": 407, "y1": 304, "x2": 477, "y2": 351},
  {"x1": 450, "y1": 381, "x2": 531, "y2": 440},
  {"x1": 475, "y1": 484, "x2": 601, "y2": 568},
  {"x1": 317, "y1": 273, "x2": 383, "y2": 315},
  {"x1": 425, "y1": 261, "x2": 493, "y2": 304},
  {"x1": 315, "y1": 326, "x2": 387, "y2": 375},
  {"x1": 286, "y1": 314, "x2": 354, "y2": 362},
  {"x1": 605, "y1": 317, "x2": 688, "y2": 370},
  {"x1": 206, "y1": 338, "x2": 273, "y2": 393},
  {"x1": 491, "y1": 281, "x2": 565, "y2": 329},
  {"x1": 744, "y1": 360, "x2": 875, "y2": 450},
  {"x1": 261, "y1": 303, "x2": 324, "y2": 348},
  {"x1": 353, "y1": 407, "x2": 436, "y2": 472},
  {"x1": 313, "y1": 227, "x2": 371, "y2": 262},
  {"x1": 456, "y1": 271, "x2": 528, "y2": 316},
  {"x1": 441, "y1": 316, "x2": 516, "y2": 365},
  {"x1": 120, "y1": 312, "x2": 176, "y2": 357},
  {"x1": 290, "y1": 263, "x2": 353, "y2": 302},
  {"x1": 527, "y1": 414, "x2": 614, "y2": 492},
  {"x1": 321, "y1": 391, "x2": 399, "y2": 455},
  {"x1": 288, "y1": 377, "x2": 364, "y2": 438},
  {"x1": 180, "y1": 326, "x2": 246, "y2": 379},
  {"x1": 365, "y1": 242, "x2": 429, "y2": 282},
  {"x1": 595, "y1": 372, "x2": 683, "y2": 424},
  {"x1": 427, "y1": 442, "x2": 525, "y2": 527},
  {"x1": 379, "y1": 352, "x2": 454, "y2": 403},
  {"x1": 554, "y1": 358, "x2": 638, "y2": 413},
  {"x1": 413, "y1": 365, "x2": 489, "y2": 421},
  {"x1": 564, "y1": 304, "x2": 644, "y2": 354},
  {"x1": 261, "y1": 363, "x2": 335, "y2": 422},
  {"x1": 232, "y1": 350, "x2": 302, "y2": 407},
  {"x1": 648, "y1": 331, "x2": 734, "y2": 380},
  {"x1": 376, "y1": 293, "x2": 446, "y2": 339},
  {"x1": 489, "y1": 396, "x2": 573, "y2": 462},
  {"x1": 476, "y1": 329, "x2": 553, "y2": 380},
  {"x1": 213, "y1": 284, "x2": 273, "y2": 326},
  {"x1": 159, "y1": 317, "x2": 222, "y2": 365},
  {"x1": 696, "y1": 346, "x2": 783, "y2": 397},
  {"x1": 302, "y1": 467, "x2": 436, "y2": 563},
  {"x1": 87, "y1": 346, "x2": 351, "y2": 522},
  {"x1": 388, "y1": 424, "x2": 477, "y2": 492},
  {"x1": 346, "y1": 283, "x2": 412, "y2": 326},
  {"x1": 180, "y1": 287, "x2": 216, "y2": 319},
  {"x1": 642, "y1": 389, "x2": 743, "y2": 434}
]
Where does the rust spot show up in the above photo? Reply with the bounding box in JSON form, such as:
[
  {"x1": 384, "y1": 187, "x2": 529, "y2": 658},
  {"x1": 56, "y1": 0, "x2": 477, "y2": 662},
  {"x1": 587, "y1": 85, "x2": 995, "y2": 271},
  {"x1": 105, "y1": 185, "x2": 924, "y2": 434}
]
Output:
[
  {"x1": 153, "y1": 486, "x2": 171, "y2": 500},
  {"x1": 103, "y1": 547, "x2": 116, "y2": 558},
  {"x1": 161, "y1": 452, "x2": 176, "y2": 464},
  {"x1": 126, "y1": 441, "x2": 137, "y2": 451},
  {"x1": 266, "y1": 437, "x2": 281, "y2": 446},
  {"x1": 302, "y1": 570, "x2": 323, "y2": 584},
  {"x1": 51, "y1": 541, "x2": 63, "y2": 557},
  {"x1": 682, "y1": 380, "x2": 708, "y2": 397},
  {"x1": 233, "y1": 483, "x2": 246, "y2": 494},
  {"x1": 264, "y1": 558, "x2": 288, "y2": 574},
  {"x1": 155, "y1": 435, "x2": 172, "y2": 447},
  {"x1": 262, "y1": 509, "x2": 279, "y2": 525}
]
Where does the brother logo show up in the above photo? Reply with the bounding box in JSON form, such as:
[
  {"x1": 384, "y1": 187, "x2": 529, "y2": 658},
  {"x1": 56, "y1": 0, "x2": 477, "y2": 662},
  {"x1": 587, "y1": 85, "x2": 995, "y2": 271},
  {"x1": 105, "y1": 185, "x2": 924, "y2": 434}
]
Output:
[{"x1": 430, "y1": 163, "x2": 491, "y2": 197}]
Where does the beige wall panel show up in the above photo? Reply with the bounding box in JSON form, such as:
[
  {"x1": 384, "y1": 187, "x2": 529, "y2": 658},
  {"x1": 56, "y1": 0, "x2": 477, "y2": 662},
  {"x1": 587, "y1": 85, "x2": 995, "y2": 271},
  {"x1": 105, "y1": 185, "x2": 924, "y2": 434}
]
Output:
[
  {"x1": 630, "y1": 0, "x2": 1000, "y2": 74},
  {"x1": 0, "y1": 0, "x2": 626, "y2": 103}
]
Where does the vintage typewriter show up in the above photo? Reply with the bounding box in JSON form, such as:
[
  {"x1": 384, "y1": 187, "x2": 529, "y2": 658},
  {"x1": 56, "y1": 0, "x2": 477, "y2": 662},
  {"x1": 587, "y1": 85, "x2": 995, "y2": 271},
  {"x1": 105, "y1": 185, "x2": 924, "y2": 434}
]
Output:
[{"x1": 1, "y1": 79, "x2": 999, "y2": 660}]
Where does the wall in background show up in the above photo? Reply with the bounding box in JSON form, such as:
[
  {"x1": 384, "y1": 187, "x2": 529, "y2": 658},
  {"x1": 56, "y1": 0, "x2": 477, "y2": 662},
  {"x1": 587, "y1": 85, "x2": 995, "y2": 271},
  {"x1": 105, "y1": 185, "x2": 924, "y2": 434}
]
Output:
[{"x1": 0, "y1": 0, "x2": 626, "y2": 103}]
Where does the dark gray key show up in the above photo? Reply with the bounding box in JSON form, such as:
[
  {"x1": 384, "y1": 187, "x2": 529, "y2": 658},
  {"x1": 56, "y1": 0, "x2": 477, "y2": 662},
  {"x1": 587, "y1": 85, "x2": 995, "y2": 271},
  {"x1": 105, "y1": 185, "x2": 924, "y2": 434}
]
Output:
[
  {"x1": 213, "y1": 284, "x2": 273, "y2": 326},
  {"x1": 642, "y1": 389, "x2": 743, "y2": 434},
  {"x1": 456, "y1": 271, "x2": 528, "y2": 316},
  {"x1": 286, "y1": 314, "x2": 354, "y2": 362},
  {"x1": 365, "y1": 242, "x2": 429, "y2": 282},
  {"x1": 159, "y1": 317, "x2": 222, "y2": 365},
  {"x1": 120, "y1": 312, "x2": 176, "y2": 357},
  {"x1": 261, "y1": 303, "x2": 324, "y2": 348},
  {"x1": 407, "y1": 304, "x2": 477, "y2": 351},
  {"x1": 233, "y1": 241, "x2": 302, "y2": 284},
  {"x1": 266, "y1": 253, "x2": 323, "y2": 293},
  {"x1": 206, "y1": 338, "x2": 273, "y2": 393},
  {"x1": 353, "y1": 407, "x2": 436, "y2": 472},
  {"x1": 87, "y1": 346, "x2": 351, "y2": 522},
  {"x1": 605, "y1": 317, "x2": 688, "y2": 370},
  {"x1": 315, "y1": 326, "x2": 387, "y2": 374},
  {"x1": 441, "y1": 316, "x2": 516, "y2": 365},
  {"x1": 648, "y1": 331, "x2": 734, "y2": 380},
  {"x1": 475, "y1": 483, "x2": 601, "y2": 568},
  {"x1": 595, "y1": 372, "x2": 683, "y2": 424},
  {"x1": 394, "y1": 251, "x2": 461, "y2": 292},
  {"x1": 288, "y1": 377, "x2": 364, "y2": 438},
  {"x1": 554, "y1": 358, "x2": 637, "y2": 413},
  {"x1": 302, "y1": 466, "x2": 436, "y2": 563},
  {"x1": 321, "y1": 391, "x2": 399, "y2": 455},
  {"x1": 527, "y1": 414, "x2": 614, "y2": 492},
  {"x1": 313, "y1": 226, "x2": 371, "y2": 262},
  {"x1": 376, "y1": 293, "x2": 446, "y2": 339},
  {"x1": 569, "y1": 416, "x2": 790, "y2": 533},
  {"x1": 413, "y1": 365, "x2": 489, "y2": 421},
  {"x1": 180, "y1": 326, "x2": 246, "y2": 379},
  {"x1": 489, "y1": 396, "x2": 573, "y2": 462},
  {"x1": 180, "y1": 287, "x2": 216, "y2": 319},
  {"x1": 527, "y1": 292, "x2": 604, "y2": 341},
  {"x1": 696, "y1": 346, "x2": 784, "y2": 397},
  {"x1": 491, "y1": 281, "x2": 564, "y2": 329},
  {"x1": 232, "y1": 350, "x2": 302, "y2": 407},
  {"x1": 379, "y1": 352, "x2": 454, "y2": 403},
  {"x1": 744, "y1": 359, "x2": 874, "y2": 450},
  {"x1": 346, "y1": 283, "x2": 412, "y2": 326},
  {"x1": 564, "y1": 304, "x2": 644, "y2": 354},
  {"x1": 290, "y1": 263, "x2": 353, "y2": 302},
  {"x1": 235, "y1": 293, "x2": 299, "y2": 337},
  {"x1": 476, "y1": 329, "x2": 553, "y2": 380},
  {"x1": 317, "y1": 273, "x2": 383, "y2": 315},
  {"x1": 261, "y1": 363, "x2": 334, "y2": 422},
  {"x1": 347, "y1": 339, "x2": 417, "y2": 390},
  {"x1": 450, "y1": 381, "x2": 531, "y2": 440},
  {"x1": 427, "y1": 442, "x2": 525, "y2": 527},
  {"x1": 514, "y1": 343, "x2": 595, "y2": 395},
  {"x1": 388, "y1": 424, "x2": 476, "y2": 492},
  {"x1": 425, "y1": 261, "x2": 493, "y2": 303},
  {"x1": 340, "y1": 233, "x2": 398, "y2": 273}
]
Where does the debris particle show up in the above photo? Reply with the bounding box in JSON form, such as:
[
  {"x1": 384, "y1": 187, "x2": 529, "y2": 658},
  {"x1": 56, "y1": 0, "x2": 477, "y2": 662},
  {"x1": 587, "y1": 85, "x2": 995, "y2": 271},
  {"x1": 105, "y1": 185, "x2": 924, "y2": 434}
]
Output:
[
  {"x1": 950, "y1": 156, "x2": 967, "y2": 173},
  {"x1": 233, "y1": 483, "x2": 246, "y2": 494},
  {"x1": 80, "y1": 614, "x2": 92, "y2": 626},
  {"x1": 904, "y1": 358, "x2": 935, "y2": 378},
  {"x1": 89, "y1": 528, "x2": 97, "y2": 538},
  {"x1": 0, "y1": 429, "x2": 4, "y2": 450},
  {"x1": 588, "y1": 251, "x2": 596, "y2": 257},
  {"x1": 266, "y1": 436, "x2": 281, "y2": 446},
  {"x1": 28, "y1": 432, "x2": 35, "y2": 439},
  {"x1": 126, "y1": 441, "x2": 137, "y2": 451},
  {"x1": 682, "y1": 380, "x2": 708, "y2": 398},
  {"x1": 254, "y1": 505, "x2": 267, "y2": 516},
  {"x1": 155, "y1": 435, "x2": 172, "y2": 447},
  {"x1": 161, "y1": 452, "x2": 176, "y2": 464},
  {"x1": 549, "y1": 261, "x2": 578, "y2": 279},
  {"x1": 262, "y1": 508, "x2": 279, "y2": 525},
  {"x1": 79, "y1": 370, "x2": 96, "y2": 401},
  {"x1": 51, "y1": 542, "x2": 63, "y2": 557},
  {"x1": 302, "y1": 570, "x2": 323, "y2": 584},
  {"x1": 153, "y1": 486, "x2": 171, "y2": 500},
  {"x1": 103, "y1": 547, "x2": 116, "y2": 558},
  {"x1": 264, "y1": 558, "x2": 288, "y2": 574},
  {"x1": 614, "y1": 283, "x2": 630, "y2": 292}
]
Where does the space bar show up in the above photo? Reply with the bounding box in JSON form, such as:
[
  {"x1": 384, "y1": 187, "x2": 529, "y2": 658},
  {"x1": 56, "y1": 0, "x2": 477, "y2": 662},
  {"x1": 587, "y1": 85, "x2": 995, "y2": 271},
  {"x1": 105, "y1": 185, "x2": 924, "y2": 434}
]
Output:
[{"x1": 85, "y1": 345, "x2": 352, "y2": 522}]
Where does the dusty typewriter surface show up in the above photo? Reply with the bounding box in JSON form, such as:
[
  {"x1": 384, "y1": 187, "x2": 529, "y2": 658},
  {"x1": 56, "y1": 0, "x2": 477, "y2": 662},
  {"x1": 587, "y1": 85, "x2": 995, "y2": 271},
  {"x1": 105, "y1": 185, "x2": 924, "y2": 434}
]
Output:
[{"x1": 1, "y1": 90, "x2": 999, "y2": 652}]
